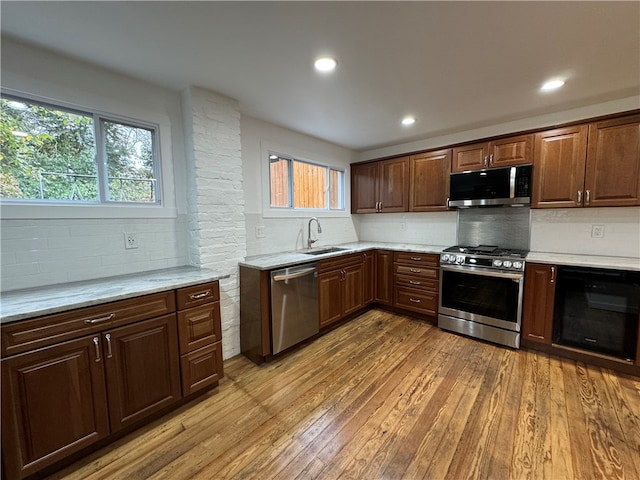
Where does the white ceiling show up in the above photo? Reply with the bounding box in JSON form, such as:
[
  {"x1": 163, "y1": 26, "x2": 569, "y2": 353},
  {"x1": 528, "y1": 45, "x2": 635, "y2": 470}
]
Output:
[{"x1": 2, "y1": 1, "x2": 639, "y2": 151}]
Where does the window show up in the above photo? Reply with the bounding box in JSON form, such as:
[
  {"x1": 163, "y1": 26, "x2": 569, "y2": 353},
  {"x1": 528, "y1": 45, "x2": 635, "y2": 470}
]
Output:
[
  {"x1": 269, "y1": 152, "x2": 345, "y2": 210},
  {"x1": 0, "y1": 94, "x2": 160, "y2": 204}
]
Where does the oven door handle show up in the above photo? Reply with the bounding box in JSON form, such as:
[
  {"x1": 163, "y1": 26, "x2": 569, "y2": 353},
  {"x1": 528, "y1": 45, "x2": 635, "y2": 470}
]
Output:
[{"x1": 440, "y1": 265, "x2": 524, "y2": 280}]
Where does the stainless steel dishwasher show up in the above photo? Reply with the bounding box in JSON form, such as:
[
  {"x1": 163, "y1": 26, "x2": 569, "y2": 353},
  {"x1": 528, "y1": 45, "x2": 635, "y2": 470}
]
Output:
[{"x1": 271, "y1": 263, "x2": 319, "y2": 355}]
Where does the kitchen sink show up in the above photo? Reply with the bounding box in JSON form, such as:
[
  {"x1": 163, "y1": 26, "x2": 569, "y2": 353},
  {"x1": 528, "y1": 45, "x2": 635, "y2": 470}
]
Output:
[{"x1": 303, "y1": 247, "x2": 348, "y2": 255}]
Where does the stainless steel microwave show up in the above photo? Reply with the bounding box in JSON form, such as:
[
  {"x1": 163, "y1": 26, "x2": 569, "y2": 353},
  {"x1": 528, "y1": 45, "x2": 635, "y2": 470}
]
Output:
[{"x1": 448, "y1": 164, "x2": 532, "y2": 207}]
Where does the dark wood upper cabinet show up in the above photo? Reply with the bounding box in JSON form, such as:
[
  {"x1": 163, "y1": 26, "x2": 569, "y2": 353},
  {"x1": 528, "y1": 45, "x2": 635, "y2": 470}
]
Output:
[
  {"x1": 532, "y1": 125, "x2": 588, "y2": 208},
  {"x1": 585, "y1": 114, "x2": 640, "y2": 207},
  {"x1": 351, "y1": 162, "x2": 379, "y2": 213},
  {"x1": 378, "y1": 157, "x2": 410, "y2": 212},
  {"x1": 521, "y1": 263, "x2": 556, "y2": 344},
  {"x1": 409, "y1": 149, "x2": 451, "y2": 212},
  {"x1": 533, "y1": 115, "x2": 640, "y2": 209},
  {"x1": 452, "y1": 134, "x2": 532, "y2": 172},
  {"x1": 351, "y1": 157, "x2": 409, "y2": 213},
  {"x1": 1, "y1": 335, "x2": 110, "y2": 480}
]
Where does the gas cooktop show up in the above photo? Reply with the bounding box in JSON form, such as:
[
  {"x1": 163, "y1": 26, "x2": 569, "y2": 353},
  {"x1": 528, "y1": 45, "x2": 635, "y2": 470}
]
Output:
[
  {"x1": 440, "y1": 245, "x2": 528, "y2": 271},
  {"x1": 442, "y1": 245, "x2": 528, "y2": 258}
]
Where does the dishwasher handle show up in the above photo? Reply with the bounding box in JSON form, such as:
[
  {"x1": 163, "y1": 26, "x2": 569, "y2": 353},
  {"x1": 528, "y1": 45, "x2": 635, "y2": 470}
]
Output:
[{"x1": 272, "y1": 266, "x2": 317, "y2": 282}]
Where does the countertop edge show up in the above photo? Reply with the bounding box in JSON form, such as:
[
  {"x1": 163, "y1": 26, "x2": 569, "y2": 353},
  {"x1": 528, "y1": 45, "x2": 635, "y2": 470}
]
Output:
[
  {"x1": 239, "y1": 242, "x2": 448, "y2": 270},
  {"x1": 526, "y1": 252, "x2": 640, "y2": 271},
  {"x1": 1, "y1": 267, "x2": 229, "y2": 324}
]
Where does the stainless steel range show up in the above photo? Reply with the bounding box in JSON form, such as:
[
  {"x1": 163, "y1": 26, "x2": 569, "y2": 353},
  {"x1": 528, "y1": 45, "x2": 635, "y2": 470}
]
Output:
[{"x1": 438, "y1": 245, "x2": 527, "y2": 348}]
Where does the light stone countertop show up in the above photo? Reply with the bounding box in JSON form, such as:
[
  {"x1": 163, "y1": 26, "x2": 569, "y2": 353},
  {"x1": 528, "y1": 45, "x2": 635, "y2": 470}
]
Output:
[
  {"x1": 240, "y1": 242, "x2": 449, "y2": 270},
  {"x1": 0, "y1": 266, "x2": 228, "y2": 324},
  {"x1": 526, "y1": 252, "x2": 640, "y2": 271}
]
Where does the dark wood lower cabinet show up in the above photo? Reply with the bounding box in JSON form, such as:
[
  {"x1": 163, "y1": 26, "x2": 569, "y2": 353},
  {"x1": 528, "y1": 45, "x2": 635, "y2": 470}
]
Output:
[
  {"x1": 375, "y1": 250, "x2": 394, "y2": 305},
  {"x1": 104, "y1": 314, "x2": 181, "y2": 432},
  {"x1": 1, "y1": 282, "x2": 222, "y2": 480},
  {"x1": 1, "y1": 335, "x2": 110, "y2": 480},
  {"x1": 521, "y1": 263, "x2": 556, "y2": 344},
  {"x1": 318, "y1": 254, "x2": 364, "y2": 329},
  {"x1": 362, "y1": 251, "x2": 374, "y2": 305}
]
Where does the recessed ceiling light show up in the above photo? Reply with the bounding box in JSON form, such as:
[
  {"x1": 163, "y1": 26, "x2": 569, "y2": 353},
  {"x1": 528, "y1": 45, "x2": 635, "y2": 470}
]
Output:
[
  {"x1": 401, "y1": 116, "x2": 416, "y2": 126},
  {"x1": 314, "y1": 57, "x2": 337, "y2": 73},
  {"x1": 541, "y1": 79, "x2": 565, "y2": 92}
]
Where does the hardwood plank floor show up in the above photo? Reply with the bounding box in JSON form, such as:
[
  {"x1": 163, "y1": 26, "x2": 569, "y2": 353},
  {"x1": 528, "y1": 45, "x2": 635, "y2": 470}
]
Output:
[{"x1": 47, "y1": 309, "x2": 640, "y2": 480}]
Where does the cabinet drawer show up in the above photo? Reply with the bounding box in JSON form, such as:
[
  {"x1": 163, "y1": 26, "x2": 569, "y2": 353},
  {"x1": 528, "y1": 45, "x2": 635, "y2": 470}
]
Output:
[
  {"x1": 394, "y1": 252, "x2": 439, "y2": 267},
  {"x1": 177, "y1": 302, "x2": 222, "y2": 353},
  {"x1": 317, "y1": 253, "x2": 362, "y2": 273},
  {"x1": 176, "y1": 282, "x2": 220, "y2": 310},
  {"x1": 394, "y1": 265, "x2": 438, "y2": 279},
  {"x1": 394, "y1": 288, "x2": 438, "y2": 315},
  {"x1": 1, "y1": 292, "x2": 176, "y2": 357},
  {"x1": 180, "y1": 343, "x2": 223, "y2": 396},
  {"x1": 394, "y1": 274, "x2": 438, "y2": 292}
]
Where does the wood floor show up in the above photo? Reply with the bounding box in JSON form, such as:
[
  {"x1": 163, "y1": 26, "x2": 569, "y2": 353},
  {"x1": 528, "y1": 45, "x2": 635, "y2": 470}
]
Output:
[{"x1": 47, "y1": 309, "x2": 640, "y2": 480}]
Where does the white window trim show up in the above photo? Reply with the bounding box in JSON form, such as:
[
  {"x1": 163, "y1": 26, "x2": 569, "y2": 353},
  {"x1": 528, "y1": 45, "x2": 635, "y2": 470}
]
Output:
[
  {"x1": 0, "y1": 88, "x2": 177, "y2": 220},
  {"x1": 261, "y1": 140, "x2": 351, "y2": 219}
]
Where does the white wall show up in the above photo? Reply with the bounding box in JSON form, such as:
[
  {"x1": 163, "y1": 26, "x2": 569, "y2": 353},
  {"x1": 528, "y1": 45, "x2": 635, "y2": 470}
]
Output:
[
  {"x1": 182, "y1": 87, "x2": 246, "y2": 359},
  {"x1": 241, "y1": 115, "x2": 359, "y2": 256},
  {"x1": 0, "y1": 38, "x2": 189, "y2": 291},
  {"x1": 531, "y1": 207, "x2": 640, "y2": 258}
]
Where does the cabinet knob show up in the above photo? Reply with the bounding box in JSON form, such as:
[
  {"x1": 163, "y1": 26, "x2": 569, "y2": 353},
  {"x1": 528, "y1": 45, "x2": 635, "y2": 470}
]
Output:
[
  {"x1": 105, "y1": 333, "x2": 113, "y2": 359},
  {"x1": 577, "y1": 190, "x2": 582, "y2": 205},
  {"x1": 550, "y1": 266, "x2": 556, "y2": 283},
  {"x1": 585, "y1": 190, "x2": 591, "y2": 206}
]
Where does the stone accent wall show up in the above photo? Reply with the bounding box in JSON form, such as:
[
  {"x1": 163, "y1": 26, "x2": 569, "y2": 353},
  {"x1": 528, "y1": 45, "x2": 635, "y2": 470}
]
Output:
[{"x1": 182, "y1": 87, "x2": 246, "y2": 359}]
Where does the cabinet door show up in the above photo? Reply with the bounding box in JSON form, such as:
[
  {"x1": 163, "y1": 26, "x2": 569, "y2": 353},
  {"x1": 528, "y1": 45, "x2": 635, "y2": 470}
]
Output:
[
  {"x1": 522, "y1": 263, "x2": 556, "y2": 344},
  {"x1": 1, "y1": 336, "x2": 109, "y2": 480},
  {"x1": 362, "y1": 251, "x2": 375, "y2": 305},
  {"x1": 532, "y1": 125, "x2": 588, "y2": 208},
  {"x1": 452, "y1": 142, "x2": 488, "y2": 172},
  {"x1": 585, "y1": 115, "x2": 640, "y2": 207},
  {"x1": 489, "y1": 134, "x2": 533, "y2": 168},
  {"x1": 351, "y1": 162, "x2": 379, "y2": 213},
  {"x1": 409, "y1": 149, "x2": 451, "y2": 212},
  {"x1": 375, "y1": 250, "x2": 394, "y2": 305},
  {"x1": 379, "y1": 157, "x2": 409, "y2": 212},
  {"x1": 318, "y1": 270, "x2": 343, "y2": 328},
  {"x1": 343, "y1": 264, "x2": 364, "y2": 316},
  {"x1": 104, "y1": 314, "x2": 181, "y2": 432}
]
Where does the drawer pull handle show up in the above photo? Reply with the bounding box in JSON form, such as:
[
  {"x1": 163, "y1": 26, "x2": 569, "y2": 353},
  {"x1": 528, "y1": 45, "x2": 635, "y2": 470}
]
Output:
[
  {"x1": 190, "y1": 291, "x2": 211, "y2": 300},
  {"x1": 410, "y1": 257, "x2": 422, "y2": 261},
  {"x1": 409, "y1": 280, "x2": 421, "y2": 285},
  {"x1": 85, "y1": 313, "x2": 115, "y2": 325},
  {"x1": 409, "y1": 298, "x2": 421, "y2": 303},
  {"x1": 93, "y1": 337, "x2": 101, "y2": 362},
  {"x1": 410, "y1": 268, "x2": 421, "y2": 273},
  {"x1": 105, "y1": 333, "x2": 113, "y2": 359}
]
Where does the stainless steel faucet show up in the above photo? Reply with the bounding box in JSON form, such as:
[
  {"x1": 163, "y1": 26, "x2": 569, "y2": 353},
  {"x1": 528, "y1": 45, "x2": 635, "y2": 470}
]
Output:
[{"x1": 307, "y1": 217, "x2": 322, "y2": 249}]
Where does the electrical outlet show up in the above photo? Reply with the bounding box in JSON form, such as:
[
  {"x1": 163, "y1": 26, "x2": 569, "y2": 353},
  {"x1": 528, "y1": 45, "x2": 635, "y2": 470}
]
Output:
[
  {"x1": 124, "y1": 233, "x2": 139, "y2": 249},
  {"x1": 255, "y1": 225, "x2": 266, "y2": 238},
  {"x1": 591, "y1": 225, "x2": 604, "y2": 238},
  {"x1": 400, "y1": 222, "x2": 406, "y2": 231}
]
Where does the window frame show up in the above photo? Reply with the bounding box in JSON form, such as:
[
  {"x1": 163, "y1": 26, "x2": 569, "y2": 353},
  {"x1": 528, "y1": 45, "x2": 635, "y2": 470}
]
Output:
[
  {"x1": 261, "y1": 140, "x2": 350, "y2": 219},
  {"x1": 1, "y1": 90, "x2": 170, "y2": 218}
]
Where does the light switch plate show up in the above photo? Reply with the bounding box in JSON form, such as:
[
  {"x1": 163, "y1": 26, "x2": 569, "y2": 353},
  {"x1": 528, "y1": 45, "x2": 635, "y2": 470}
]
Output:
[{"x1": 591, "y1": 225, "x2": 604, "y2": 238}]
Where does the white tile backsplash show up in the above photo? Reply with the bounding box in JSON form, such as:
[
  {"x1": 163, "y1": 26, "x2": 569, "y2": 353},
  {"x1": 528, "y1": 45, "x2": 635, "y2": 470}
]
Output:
[
  {"x1": 0, "y1": 216, "x2": 189, "y2": 292},
  {"x1": 530, "y1": 207, "x2": 640, "y2": 257},
  {"x1": 353, "y1": 211, "x2": 457, "y2": 246}
]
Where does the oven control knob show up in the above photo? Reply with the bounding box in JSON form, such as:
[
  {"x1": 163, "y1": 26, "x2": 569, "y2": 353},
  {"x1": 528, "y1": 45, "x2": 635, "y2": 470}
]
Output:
[
  {"x1": 503, "y1": 260, "x2": 513, "y2": 269},
  {"x1": 456, "y1": 255, "x2": 465, "y2": 265},
  {"x1": 441, "y1": 254, "x2": 450, "y2": 263},
  {"x1": 493, "y1": 259, "x2": 503, "y2": 268},
  {"x1": 513, "y1": 261, "x2": 523, "y2": 270}
]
